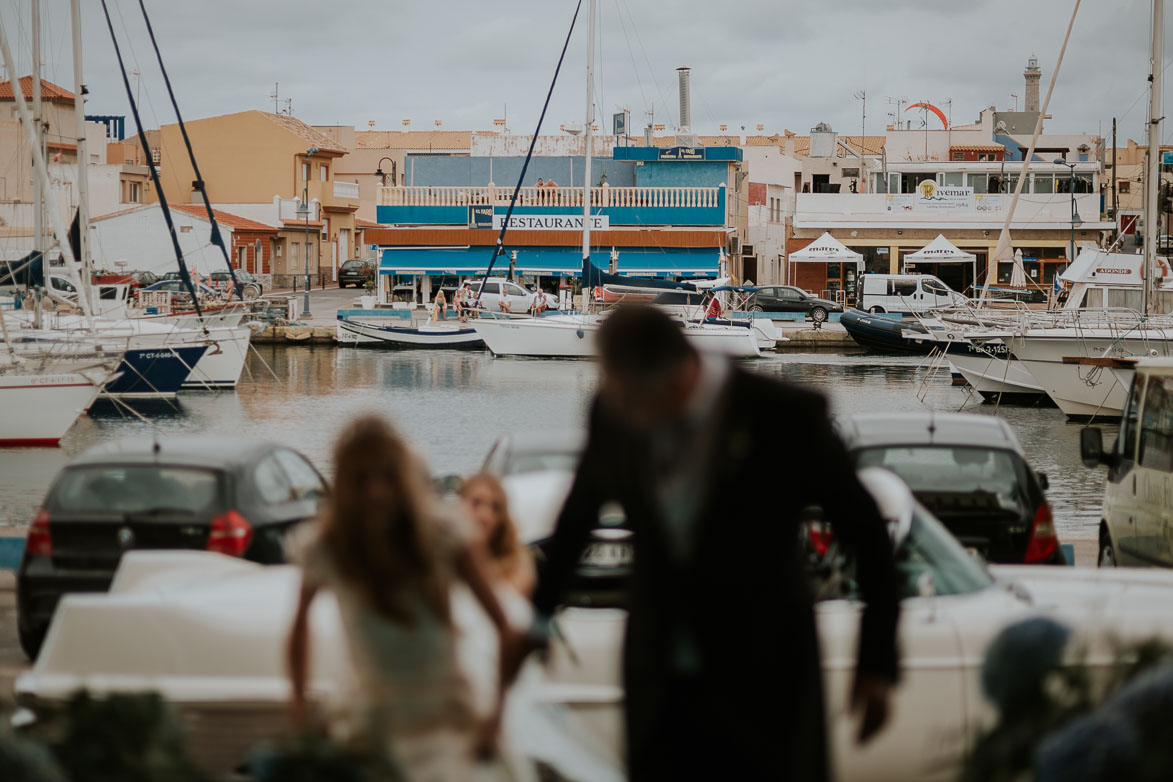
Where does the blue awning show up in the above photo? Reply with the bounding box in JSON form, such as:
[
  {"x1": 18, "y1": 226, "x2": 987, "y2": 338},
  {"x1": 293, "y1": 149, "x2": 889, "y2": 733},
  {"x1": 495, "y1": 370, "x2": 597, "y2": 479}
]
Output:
[{"x1": 379, "y1": 247, "x2": 719, "y2": 278}]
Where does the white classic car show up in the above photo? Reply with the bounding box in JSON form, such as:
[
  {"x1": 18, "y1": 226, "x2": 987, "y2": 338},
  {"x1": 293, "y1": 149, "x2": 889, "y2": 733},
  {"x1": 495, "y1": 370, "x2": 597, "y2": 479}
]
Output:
[{"x1": 15, "y1": 470, "x2": 1173, "y2": 781}]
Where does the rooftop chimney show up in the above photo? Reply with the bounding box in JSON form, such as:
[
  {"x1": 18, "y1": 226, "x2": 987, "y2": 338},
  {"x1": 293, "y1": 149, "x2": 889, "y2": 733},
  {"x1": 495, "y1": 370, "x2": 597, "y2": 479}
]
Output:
[{"x1": 675, "y1": 66, "x2": 698, "y2": 147}]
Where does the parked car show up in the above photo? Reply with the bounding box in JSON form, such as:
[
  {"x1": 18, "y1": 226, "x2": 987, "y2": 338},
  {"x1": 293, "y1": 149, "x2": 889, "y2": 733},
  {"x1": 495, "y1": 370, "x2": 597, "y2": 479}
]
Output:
[
  {"x1": 15, "y1": 436, "x2": 327, "y2": 657},
  {"x1": 1081, "y1": 357, "x2": 1173, "y2": 568},
  {"x1": 22, "y1": 468, "x2": 1173, "y2": 782},
  {"x1": 208, "y1": 269, "x2": 263, "y2": 299},
  {"x1": 744, "y1": 285, "x2": 842, "y2": 322},
  {"x1": 483, "y1": 431, "x2": 629, "y2": 603},
  {"x1": 857, "y1": 273, "x2": 965, "y2": 314},
  {"x1": 91, "y1": 270, "x2": 159, "y2": 289},
  {"x1": 338, "y1": 259, "x2": 375, "y2": 288},
  {"x1": 469, "y1": 278, "x2": 559, "y2": 313},
  {"x1": 835, "y1": 411, "x2": 1063, "y2": 565}
]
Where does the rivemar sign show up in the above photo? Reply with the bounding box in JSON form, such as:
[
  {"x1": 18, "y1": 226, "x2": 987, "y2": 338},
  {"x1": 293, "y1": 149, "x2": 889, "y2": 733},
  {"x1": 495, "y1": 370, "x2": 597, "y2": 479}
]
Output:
[{"x1": 492, "y1": 214, "x2": 610, "y2": 231}]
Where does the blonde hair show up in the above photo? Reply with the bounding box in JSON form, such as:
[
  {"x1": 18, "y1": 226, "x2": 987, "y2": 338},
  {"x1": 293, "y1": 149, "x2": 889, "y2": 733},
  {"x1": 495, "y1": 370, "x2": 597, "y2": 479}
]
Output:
[
  {"x1": 319, "y1": 415, "x2": 451, "y2": 625},
  {"x1": 461, "y1": 473, "x2": 527, "y2": 582}
]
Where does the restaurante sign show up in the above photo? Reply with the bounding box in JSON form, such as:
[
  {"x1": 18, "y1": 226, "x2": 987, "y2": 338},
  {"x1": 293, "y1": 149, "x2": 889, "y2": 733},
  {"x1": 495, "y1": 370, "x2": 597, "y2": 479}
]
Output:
[{"x1": 492, "y1": 214, "x2": 610, "y2": 231}]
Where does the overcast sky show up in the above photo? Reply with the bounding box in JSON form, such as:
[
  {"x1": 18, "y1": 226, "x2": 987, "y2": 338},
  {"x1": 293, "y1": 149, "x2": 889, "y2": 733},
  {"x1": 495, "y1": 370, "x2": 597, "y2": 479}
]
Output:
[{"x1": 0, "y1": 0, "x2": 1167, "y2": 144}]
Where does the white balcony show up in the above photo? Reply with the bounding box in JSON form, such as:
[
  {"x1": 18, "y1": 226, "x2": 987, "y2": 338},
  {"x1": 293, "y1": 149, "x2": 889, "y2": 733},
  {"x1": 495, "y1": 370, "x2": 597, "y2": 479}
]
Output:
[
  {"x1": 333, "y1": 180, "x2": 360, "y2": 200},
  {"x1": 794, "y1": 193, "x2": 1108, "y2": 231},
  {"x1": 378, "y1": 184, "x2": 722, "y2": 209}
]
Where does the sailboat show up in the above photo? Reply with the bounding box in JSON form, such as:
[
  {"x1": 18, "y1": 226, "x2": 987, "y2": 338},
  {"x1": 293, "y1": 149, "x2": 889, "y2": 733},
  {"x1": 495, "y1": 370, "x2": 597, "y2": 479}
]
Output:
[{"x1": 471, "y1": 0, "x2": 760, "y2": 360}]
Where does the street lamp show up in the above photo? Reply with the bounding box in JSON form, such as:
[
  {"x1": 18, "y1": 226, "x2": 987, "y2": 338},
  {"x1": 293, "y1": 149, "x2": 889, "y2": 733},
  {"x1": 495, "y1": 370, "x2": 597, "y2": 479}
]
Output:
[
  {"x1": 298, "y1": 145, "x2": 319, "y2": 317},
  {"x1": 1054, "y1": 158, "x2": 1081, "y2": 268},
  {"x1": 374, "y1": 156, "x2": 396, "y2": 186}
]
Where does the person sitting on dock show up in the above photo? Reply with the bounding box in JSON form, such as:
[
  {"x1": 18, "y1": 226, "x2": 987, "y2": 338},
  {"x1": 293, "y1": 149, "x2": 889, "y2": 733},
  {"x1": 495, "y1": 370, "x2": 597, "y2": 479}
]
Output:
[
  {"x1": 432, "y1": 288, "x2": 448, "y2": 322},
  {"x1": 703, "y1": 292, "x2": 723, "y2": 321},
  {"x1": 454, "y1": 282, "x2": 472, "y2": 322}
]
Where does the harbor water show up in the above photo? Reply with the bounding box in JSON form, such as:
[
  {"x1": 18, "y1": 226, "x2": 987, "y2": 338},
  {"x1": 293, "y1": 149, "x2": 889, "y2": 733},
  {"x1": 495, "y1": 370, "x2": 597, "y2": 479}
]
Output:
[{"x1": 0, "y1": 346, "x2": 1113, "y2": 541}]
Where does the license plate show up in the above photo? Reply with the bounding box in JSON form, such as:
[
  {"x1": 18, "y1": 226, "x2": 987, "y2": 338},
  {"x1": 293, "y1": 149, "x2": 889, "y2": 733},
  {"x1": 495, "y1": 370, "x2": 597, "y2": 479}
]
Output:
[{"x1": 580, "y1": 542, "x2": 633, "y2": 567}]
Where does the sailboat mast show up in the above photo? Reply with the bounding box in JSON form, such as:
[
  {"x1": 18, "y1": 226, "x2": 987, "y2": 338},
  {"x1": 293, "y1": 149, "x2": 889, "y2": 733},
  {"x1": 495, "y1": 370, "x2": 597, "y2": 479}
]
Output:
[
  {"x1": 31, "y1": 0, "x2": 43, "y2": 270},
  {"x1": 71, "y1": 0, "x2": 93, "y2": 313},
  {"x1": 1145, "y1": 0, "x2": 1163, "y2": 316},
  {"x1": 580, "y1": 0, "x2": 597, "y2": 305}
]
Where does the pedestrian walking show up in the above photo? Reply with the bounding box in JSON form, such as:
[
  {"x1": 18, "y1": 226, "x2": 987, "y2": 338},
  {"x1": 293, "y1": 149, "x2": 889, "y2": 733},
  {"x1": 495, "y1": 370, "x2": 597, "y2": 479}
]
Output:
[
  {"x1": 511, "y1": 305, "x2": 901, "y2": 781},
  {"x1": 286, "y1": 415, "x2": 522, "y2": 779}
]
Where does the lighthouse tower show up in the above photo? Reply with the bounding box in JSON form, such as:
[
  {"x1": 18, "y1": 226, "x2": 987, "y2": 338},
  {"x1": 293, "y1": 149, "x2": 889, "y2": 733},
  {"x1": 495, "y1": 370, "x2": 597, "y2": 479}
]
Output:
[{"x1": 1024, "y1": 55, "x2": 1041, "y2": 113}]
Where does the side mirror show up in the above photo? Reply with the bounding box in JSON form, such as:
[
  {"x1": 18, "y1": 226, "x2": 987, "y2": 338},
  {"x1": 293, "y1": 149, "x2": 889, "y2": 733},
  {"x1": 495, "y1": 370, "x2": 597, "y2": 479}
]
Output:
[{"x1": 1080, "y1": 427, "x2": 1105, "y2": 469}]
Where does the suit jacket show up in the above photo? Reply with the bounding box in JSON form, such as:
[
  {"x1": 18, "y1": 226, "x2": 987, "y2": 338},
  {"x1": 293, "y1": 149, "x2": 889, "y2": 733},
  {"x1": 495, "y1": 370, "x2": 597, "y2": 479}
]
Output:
[{"x1": 533, "y1": 367, "x2": 900, "y2": 780}]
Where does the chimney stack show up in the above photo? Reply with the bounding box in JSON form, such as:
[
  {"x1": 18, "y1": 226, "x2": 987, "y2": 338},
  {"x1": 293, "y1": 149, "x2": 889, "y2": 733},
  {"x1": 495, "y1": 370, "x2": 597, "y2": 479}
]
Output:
[
  {"x1": 677, "y1": 66, "x2": 692, "y2": 131},
  {"x1": 1023, "y1": 55, "x2": 1041, "y2": 113}
]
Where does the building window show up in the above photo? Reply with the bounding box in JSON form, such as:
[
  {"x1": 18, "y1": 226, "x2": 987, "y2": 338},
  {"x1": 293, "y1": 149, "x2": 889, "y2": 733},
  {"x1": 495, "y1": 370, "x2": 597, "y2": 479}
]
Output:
[
  {"x1": 842, "y1": 168, "x2": 859, "y2": 179},
  {"x1": 320, "y1": 164, "x2": 328, "y2": 182},
  {"x1": 123, "y1": 181, "x2": 141, "y2": 203},
  {"x1": 151, "y1": 148, "x2": 160, "y2": 164},
  {"x1": 943, "y1": 171, "x2": 964, "y2": 186},
  {"x1": 978, "y1": 153, "x2": 992, "y2": 162},
  {"x1": 1033, "y1": 173, "x2": 1055, "y2": 194},
  {"x1": 967, "y1": 173, "x2": 989, "y2": 194},
  {"x1": 302, "y1": 162, "x2": 309, "y2": 181},
  {"x1": 952, "y1": 151, "x2": 965, "y2": 161},
  {"x1": 1120, "y1": 181, "x2": 1132, "y2": 194}
]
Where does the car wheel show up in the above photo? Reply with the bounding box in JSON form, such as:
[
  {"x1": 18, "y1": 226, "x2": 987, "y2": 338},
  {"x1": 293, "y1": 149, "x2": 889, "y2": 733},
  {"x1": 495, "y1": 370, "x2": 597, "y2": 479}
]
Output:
[
  {"x1": 18, "y1": 621, "x2": 45, "y2": 660},
  {"x1": 1098, "y1": 531, "x2": 1117, "y2": 568},
  {"x1": 868, "y1": 306, "x2": 885, "y2": 314},
  {"x1": 810, "y1": 306, "x2": 828, "y2": 323},
  {"x1": 749, "y1": 304, "x2": 764, "y2": 313}
]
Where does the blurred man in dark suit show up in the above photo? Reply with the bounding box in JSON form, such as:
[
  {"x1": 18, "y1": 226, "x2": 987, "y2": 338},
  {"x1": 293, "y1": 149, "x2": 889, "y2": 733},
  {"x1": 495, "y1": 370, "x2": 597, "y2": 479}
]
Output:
[{"x1": 525, "y1": 305, "x2": 901, "y2": 780}]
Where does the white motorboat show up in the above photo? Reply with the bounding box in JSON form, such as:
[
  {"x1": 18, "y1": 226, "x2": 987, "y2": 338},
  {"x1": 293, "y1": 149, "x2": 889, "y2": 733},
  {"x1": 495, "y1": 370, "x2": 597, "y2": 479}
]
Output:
[
  {"x1": 473, "y1": 313, "x2": 762, "y2": 359},
  {"x1": 948, "y1": 347, "x2": 1045, "y2": 398},
  {"x1": 336, "y1": 317, "x2": 484, "y2": 349}
]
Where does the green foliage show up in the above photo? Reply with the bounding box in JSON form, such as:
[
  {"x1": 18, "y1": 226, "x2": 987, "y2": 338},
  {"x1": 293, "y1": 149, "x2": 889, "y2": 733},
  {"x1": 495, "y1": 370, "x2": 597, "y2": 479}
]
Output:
[
  {"x1": 51, "y1": 692, "x2": 206, "y2": 782},
  {"x1": 249, "y1": 730, "x2": 394, "y2": 782}
]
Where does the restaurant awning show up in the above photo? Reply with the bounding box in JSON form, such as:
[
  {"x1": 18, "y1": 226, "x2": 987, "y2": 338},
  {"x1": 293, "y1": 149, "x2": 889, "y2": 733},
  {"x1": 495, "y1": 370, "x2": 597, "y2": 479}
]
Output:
[{"x1": 378, "y1": 247, "x2": 720, "y2": 278}]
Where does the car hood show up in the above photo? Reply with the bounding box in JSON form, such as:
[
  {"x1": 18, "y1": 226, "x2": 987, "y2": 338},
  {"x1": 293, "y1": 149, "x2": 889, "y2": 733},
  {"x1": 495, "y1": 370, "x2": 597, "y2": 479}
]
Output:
[{"x1": 807, "y1": 297, "x2": 842, "y2": 310}]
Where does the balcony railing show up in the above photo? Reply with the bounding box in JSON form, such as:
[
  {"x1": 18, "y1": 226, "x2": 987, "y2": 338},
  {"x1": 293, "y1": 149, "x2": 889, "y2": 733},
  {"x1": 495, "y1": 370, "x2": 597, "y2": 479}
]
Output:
[
  {"x1": 379, "y1": 184, "x2": 722, "y2": 209},
  {"x1": 333, "y1": 180, "x2": 360, "y2": 200}
]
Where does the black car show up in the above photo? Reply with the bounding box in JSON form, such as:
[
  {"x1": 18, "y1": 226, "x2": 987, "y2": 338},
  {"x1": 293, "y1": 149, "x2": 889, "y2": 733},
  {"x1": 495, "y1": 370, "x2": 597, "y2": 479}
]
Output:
[
  {"x1": 745, "y1": 285, "x2": 842, "y2": 323},
  {"x1": 338, "y1": 259, "x2": 375, "y2": 288},
  {"x1": 16, "y1": 436, "x2": 327, "y2": 657},
  {"x1": 836, "y1": 412, "x2": 1064, "y2": 566}
]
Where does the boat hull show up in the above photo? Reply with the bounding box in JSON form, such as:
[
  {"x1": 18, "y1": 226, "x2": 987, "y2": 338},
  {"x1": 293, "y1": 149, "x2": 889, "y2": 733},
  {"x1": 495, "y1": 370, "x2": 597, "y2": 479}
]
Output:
[
  {"x1": 471, "y1": 316, "x2": 762, "y2": 359},
  {"x1": 180, "y1": 326, "x2": 252, "y2": 390},
  {"x1": 840, "y1": 310, "x2": 931, "y2": 354},
  {"x1": 947, "y1": 344, "x2": 1045, "y2": 398},
  {"x1": 336, "y1": 319, "x2": 484, "y2": 349},
  {"x1": 102, "y1": 345, "x2": 209, "y2": 398},
  {"x1": 0, "y1": 372, "x2": 102, "y2": 445}
]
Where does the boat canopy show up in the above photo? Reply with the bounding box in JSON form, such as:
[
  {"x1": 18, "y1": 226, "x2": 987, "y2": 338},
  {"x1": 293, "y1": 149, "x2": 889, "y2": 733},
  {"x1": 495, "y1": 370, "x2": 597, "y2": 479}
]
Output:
[{"x1": 1059, "y1": 247, "x2": 1145, "y2": 286}]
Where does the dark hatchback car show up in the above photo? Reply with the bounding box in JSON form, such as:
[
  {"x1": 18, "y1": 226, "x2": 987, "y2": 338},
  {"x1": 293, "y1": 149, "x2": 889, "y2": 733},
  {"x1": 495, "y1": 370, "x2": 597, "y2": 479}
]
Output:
[
  {"x1": 835, "y1": 412, "x2": 1064, "y2": 566},
  {"x1": 338, "y1": 259, "x2": 375, "y2": 288},
  {"x1": 746, "y1": 285, "x2": 842, "y2": 323},
  {"x1": 16, "y1": 437, "x2": 327, "y2": 657}
]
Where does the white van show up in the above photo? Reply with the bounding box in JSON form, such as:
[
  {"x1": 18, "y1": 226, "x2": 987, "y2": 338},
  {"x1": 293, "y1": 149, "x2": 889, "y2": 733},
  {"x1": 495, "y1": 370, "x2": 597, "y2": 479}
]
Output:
[
  {"x1": 857, "y1": 274, "x2": 963, "y2": 314},
  {"x1": 1081, "y1": 358, "x2": 1173, "y2": 568}
]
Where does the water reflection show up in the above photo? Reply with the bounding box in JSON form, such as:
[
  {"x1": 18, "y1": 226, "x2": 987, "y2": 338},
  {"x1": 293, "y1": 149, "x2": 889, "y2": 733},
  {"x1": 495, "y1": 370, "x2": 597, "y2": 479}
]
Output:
[{"x1": 0, "y1": 347, "x2": 1109, "y2": 540}]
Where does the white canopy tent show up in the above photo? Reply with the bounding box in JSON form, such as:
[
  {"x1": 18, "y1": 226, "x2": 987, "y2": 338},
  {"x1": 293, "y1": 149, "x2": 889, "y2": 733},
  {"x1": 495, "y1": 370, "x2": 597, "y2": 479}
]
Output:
[
  {"x1": 903, "y1": 234, "x2": 978, "y2": 294},
  {"x1": 789, "y1": 232, "x2": 865, "y2": 266}
]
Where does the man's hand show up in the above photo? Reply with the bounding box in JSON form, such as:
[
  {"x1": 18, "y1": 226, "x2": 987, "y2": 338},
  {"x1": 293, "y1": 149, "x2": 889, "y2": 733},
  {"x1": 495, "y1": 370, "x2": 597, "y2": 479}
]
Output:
[{"x1": 849, "y1": 673, "x2": 893, "y2": 744}]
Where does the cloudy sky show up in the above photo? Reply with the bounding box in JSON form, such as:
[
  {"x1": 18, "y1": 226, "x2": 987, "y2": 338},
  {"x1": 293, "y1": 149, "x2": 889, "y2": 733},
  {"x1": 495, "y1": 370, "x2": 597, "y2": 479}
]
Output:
[{"x1": 0, "y1": 0, "x2": 1166, "y2": 144}]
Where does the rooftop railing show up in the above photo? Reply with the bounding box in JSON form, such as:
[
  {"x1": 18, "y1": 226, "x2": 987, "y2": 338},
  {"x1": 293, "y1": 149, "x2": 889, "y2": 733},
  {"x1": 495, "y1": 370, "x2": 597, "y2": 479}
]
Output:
[{"x1": 378, "y1": 184, "x2": 722, "y2": 209}]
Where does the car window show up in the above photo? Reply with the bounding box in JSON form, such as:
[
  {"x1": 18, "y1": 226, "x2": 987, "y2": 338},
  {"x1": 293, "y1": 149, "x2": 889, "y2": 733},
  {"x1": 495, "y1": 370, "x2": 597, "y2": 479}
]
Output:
[
  {"x1": 889, "y1": 280, "x2": 918, "y2": 296},
  {"x1": 854, "y1": 446, "x2": 1031, "y2": 516},
  {"x1": 480, "y1": 282, "x2": 501, "y2": 295},
  {"x1": 1117, "y1": 378, "x2": 1141, "y2": 463},
  {"x1": 342, "y1": 261, "x2": 361, "y2": 271},
  {"x1": 274, "y1": 450, "x2": 327, "y2": 500},
  {"x1": 1139, "y1": 374, "x2": 1173, "y2": 471},
  {"x1": 922, "y1": 279, "x2": 949, "y2": 296},
  {"x1": 50, "y1": 466, "x2": 223, "y2": 515},
  {"x1": 51, "y1": 277, "x2": 76, "y2": 292},
  {"x1": 254, "y1": 455, "x2": 294, "y2": 503},
  {"x1": 778, "y1": 288, "x2": 802, "y2": 300},
  {"x1": 505, "y1": 283, "x2": 528, "y2": 297}
]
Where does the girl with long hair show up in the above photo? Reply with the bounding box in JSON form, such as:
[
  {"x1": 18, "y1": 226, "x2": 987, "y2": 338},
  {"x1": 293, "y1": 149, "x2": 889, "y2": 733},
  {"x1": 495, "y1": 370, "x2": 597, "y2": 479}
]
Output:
[
  {"x1": 459, "y1": 474, "x2": 535, "y2": 597},
  {"x1": 286, "y1": 415, "x2": 519, "y2": 779}
]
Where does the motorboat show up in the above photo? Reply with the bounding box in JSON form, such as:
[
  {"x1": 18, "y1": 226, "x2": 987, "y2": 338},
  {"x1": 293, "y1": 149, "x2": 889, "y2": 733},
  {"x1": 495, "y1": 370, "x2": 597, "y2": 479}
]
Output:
[
  {"x1": 0, "y1": 356, "x2": 116, "y2": 445},
  {"x1": 336, "y1": 316, "x2": 484, "y2": 349}
]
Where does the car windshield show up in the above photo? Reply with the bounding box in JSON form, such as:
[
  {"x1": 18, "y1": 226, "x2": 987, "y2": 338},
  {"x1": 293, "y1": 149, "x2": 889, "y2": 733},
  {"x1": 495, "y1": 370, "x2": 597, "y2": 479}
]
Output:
[
  {"x1": 855, "y1": 446, "x2": 1031, "y2": 517},
  {"x1": 506, "y1": 450, "x2": 582, "y2": 475},
  {"x1": 50, "y1": 465, "x2": 224, "y2": 516},
  {"x1": 812, "y1": 505, "x2": 993, "y2": 601}
]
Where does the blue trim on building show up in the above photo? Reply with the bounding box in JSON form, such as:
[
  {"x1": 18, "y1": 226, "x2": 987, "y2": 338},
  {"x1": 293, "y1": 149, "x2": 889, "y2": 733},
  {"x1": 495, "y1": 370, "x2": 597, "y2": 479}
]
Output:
[
  {"x1": 612, "y1": 146, "x2": 743, "y2": 162},
  {"x1": 379, "y1": 247, "x2": 720, "y2": 278}
]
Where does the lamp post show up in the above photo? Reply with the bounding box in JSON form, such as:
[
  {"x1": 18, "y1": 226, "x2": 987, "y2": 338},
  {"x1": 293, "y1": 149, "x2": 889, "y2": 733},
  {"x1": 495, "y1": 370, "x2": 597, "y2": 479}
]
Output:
[
  {"x1": 375, "y1": 156, "x2": 396, "y2": 187},
  {"x1": 1054, "y1": 158, "x2": 1082, "y2": 269},
  {"x1": 298, "y1": 145, "x2": 319, "y2": 317}
]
